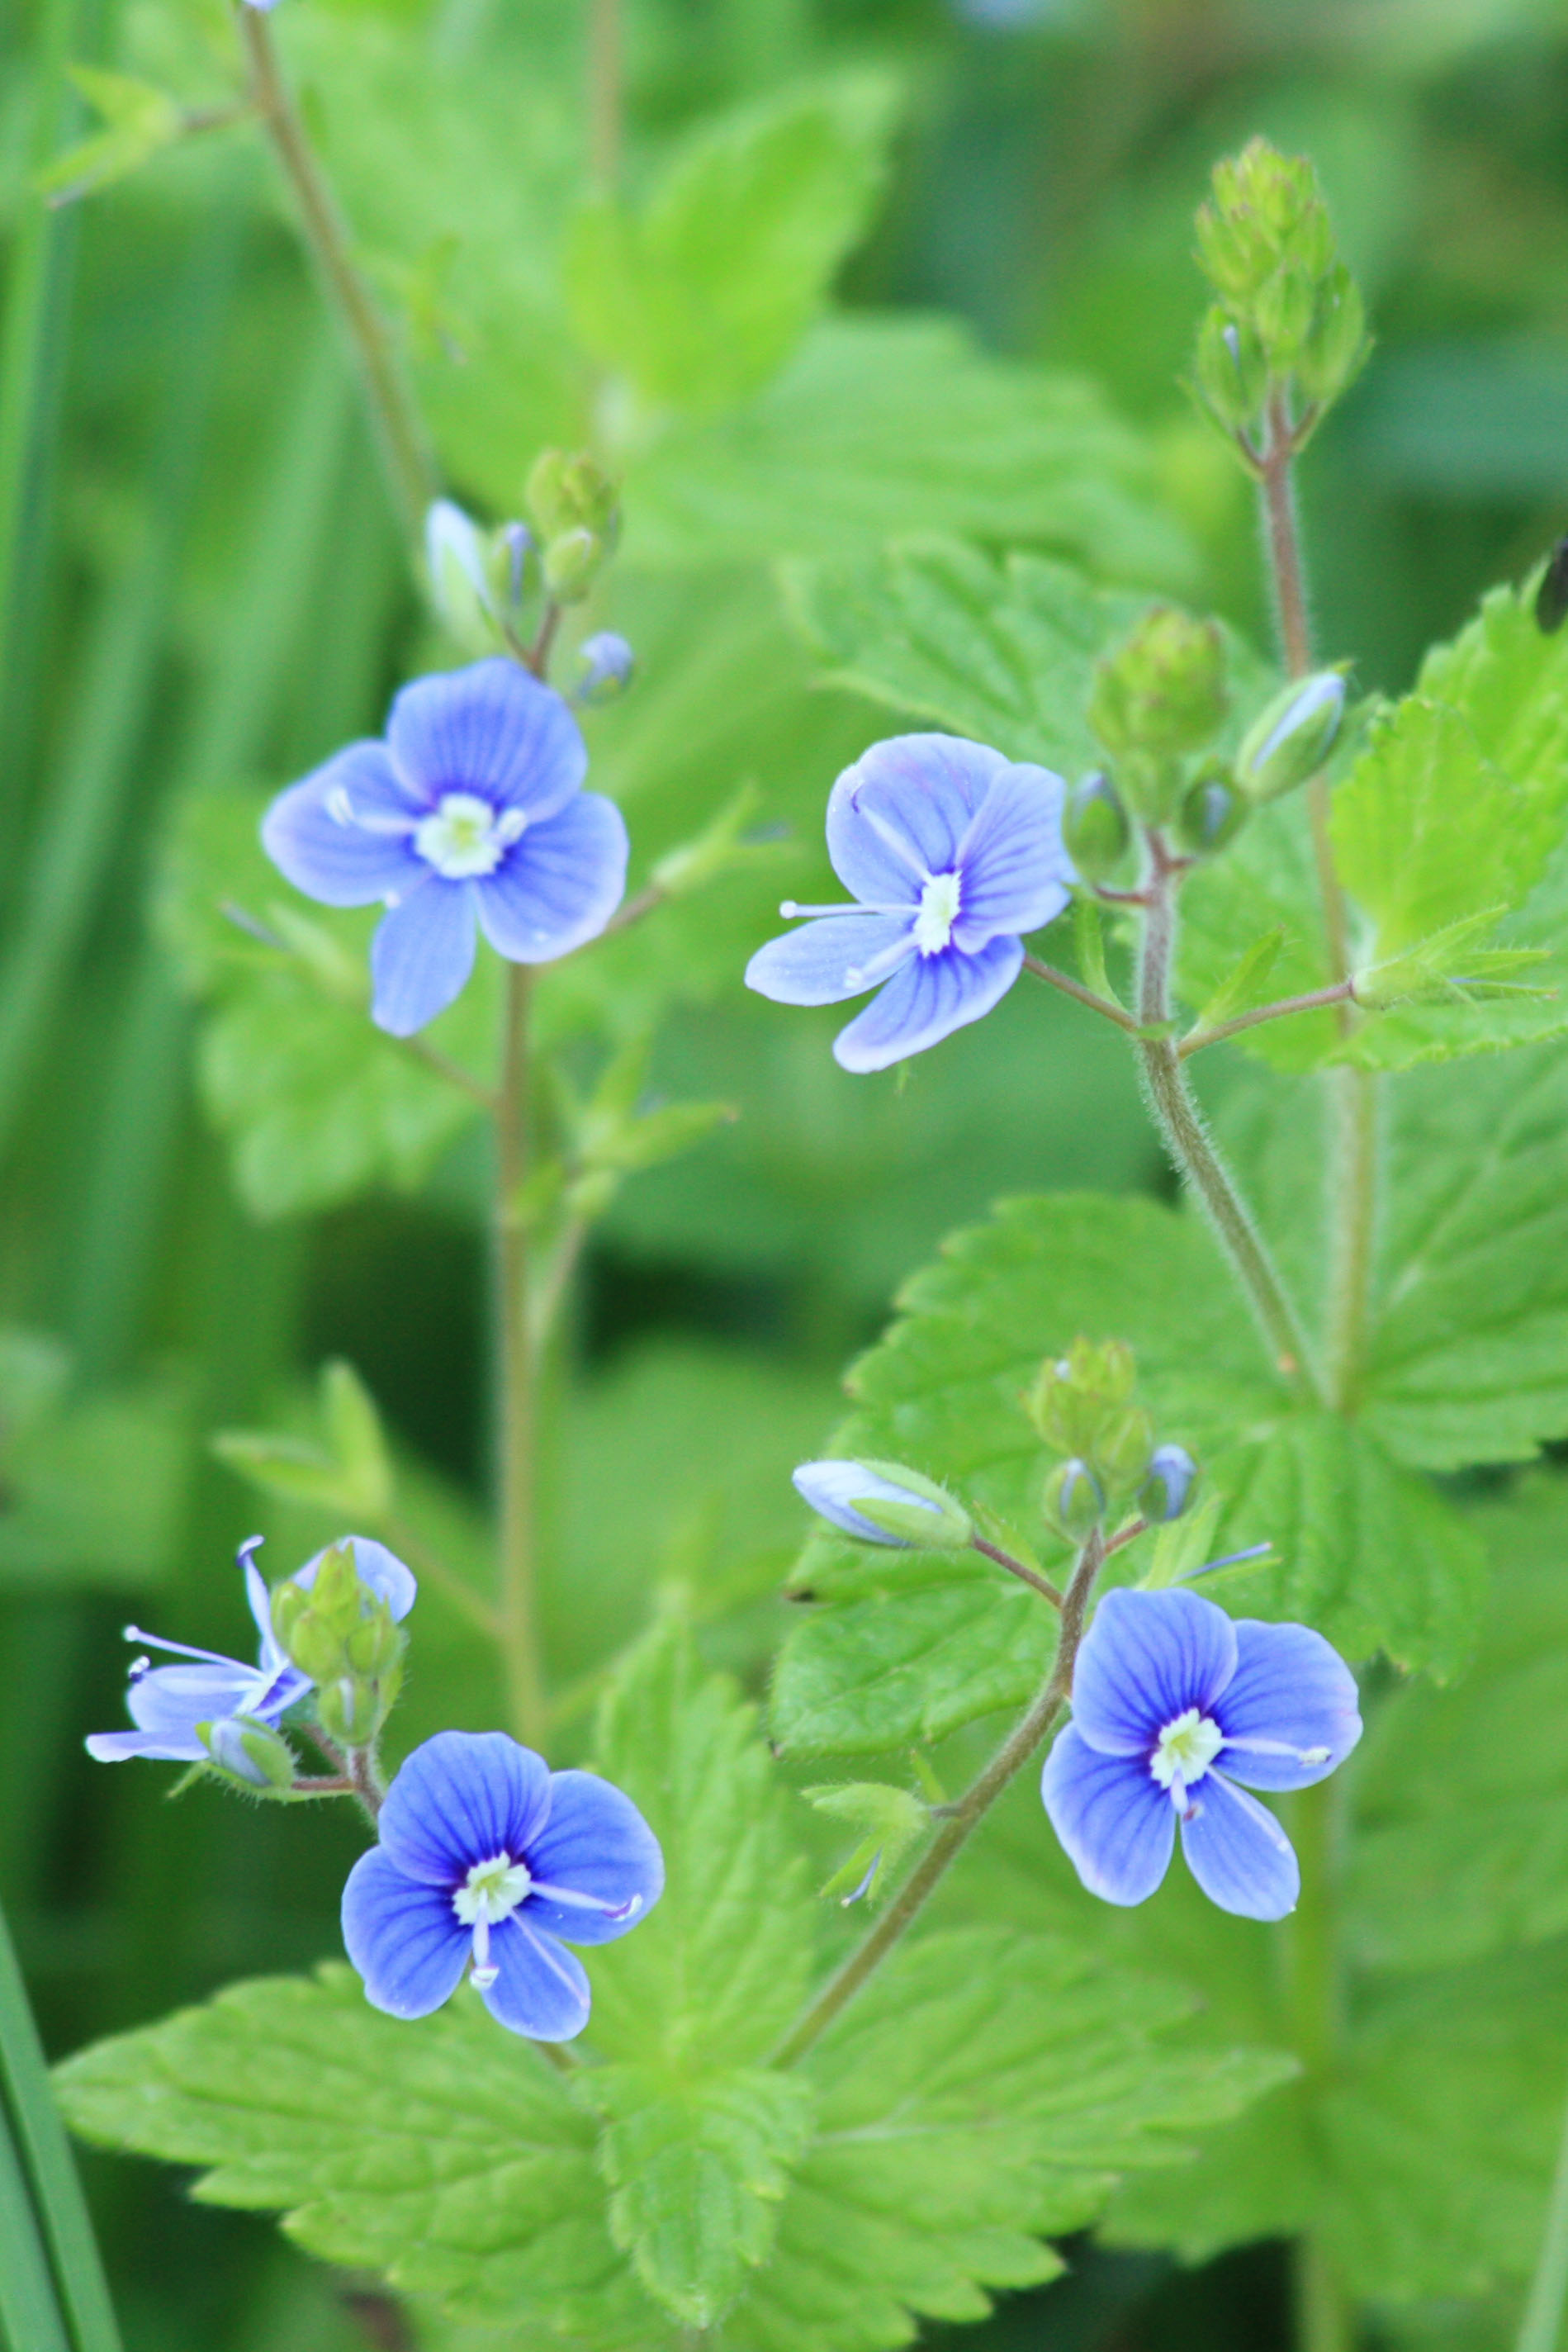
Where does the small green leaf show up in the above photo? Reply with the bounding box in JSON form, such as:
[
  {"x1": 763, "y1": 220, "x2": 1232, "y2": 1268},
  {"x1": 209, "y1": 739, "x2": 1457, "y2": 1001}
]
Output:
[
  {"x1": 567, "y1": 77, "x2": 901, "y2": 415},
  {"x1": 35, "y1": 68, "x2": 184, "y2": 206},
  {"x1": 803, "y1": 1781, "x2": 929, "y2": 1902},
  {"x1": 585, "y1": 2065, "x2": 814, "y2": 2327},
  {"x1": 1191, "y1": 927, "x2": 1286, "y2": 1033},
  {"x1": 213, "y1": 1359, "x2": 393, "y2": 1520}
]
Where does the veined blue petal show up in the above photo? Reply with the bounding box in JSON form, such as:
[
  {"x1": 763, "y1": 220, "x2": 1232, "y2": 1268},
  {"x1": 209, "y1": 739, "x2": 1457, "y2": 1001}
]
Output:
[
  {"x1": 342, "y1": 1847, "x2": 469, "y2": 2018},
  {"x1": 746, "y1": 913, "x2": 914, "y2": 1008},
  {"x1": 1071, "y1": 1586, "x2": 1238, "y2": 1757},
  {"x1": 126, "y1": 1661, "x2": 275, "y2": 1743},
  {"x1": 826, "y1": 737, "x2": 1009, "y2": 904},
  {"x1": 1178, "y1": 1771, "x2": 1299, "y2": 1920},
  {"x1": 473, "y1": 791, "x2": 627, "y2": 964},
  {"x1": 88, "y1": 1728, "x2": 208, "y2": 1762},
  {"x1": 480, "y1": 1918, "x2": 590, "y2": 2041},
  {"x1": 950, "y1": 762, "x2": 1073, "y2": 946},
  {"x1": 262, "y1": 743, "x2": 425, "y2": 908},
  {"x1": 1216, "y1": 1619, "x2": 1362, "y2": 1791},
  {"x1": 519, "y1": 1770, "x2": 663, "y2": 1947},
  {"x1": 369, "y1": 880, "x2": 477, "y2": 1036},
  {"x1": 377, "y1": 1731, "x2": 554, "y2": 1889},
  {"x1": 296, "y1": 1537, "x2": 418, "y2": 1626},
  {"x1": 1041, "y1": 1725, "x2": 1174, "y2": 1906},
  {"x1": 832, "y1": 934, "x2": 1022, "y2": 1073},
  {"x1": 386, "y1": 660, "x2": 585, "y2": 823}
]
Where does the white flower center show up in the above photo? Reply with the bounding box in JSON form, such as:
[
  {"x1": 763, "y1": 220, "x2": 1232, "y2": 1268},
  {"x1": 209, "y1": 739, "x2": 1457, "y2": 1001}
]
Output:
[
  {"x1": 912, "y1": 870, "x2": 961, "y2": 955},
  {"x1": 452, "y1": 1852, "x2": 533, "y2": 1990},
  {"x1": 414, "y1": 792, "x2": 527, "y2": 880},
  {"x1": 1149, "y1": 1707, "x2": 1224, "y2": 1805}
]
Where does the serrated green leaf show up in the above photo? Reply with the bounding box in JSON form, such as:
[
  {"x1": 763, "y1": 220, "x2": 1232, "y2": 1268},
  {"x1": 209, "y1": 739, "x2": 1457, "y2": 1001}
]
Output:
[
  {"x1": 1347, "y1": 1477, "x2": 1568, "y2": 1972},
  {"x1": 585, "y1": 2065, "x2": 815, "y2": 2327},
  {"x1": 586, "y1": 1623, "x2": 819, "y2": 2070},
  {"x1": 53, "y1": 1967, "x2": 652, "y2": 2333},
  {"x1": 568, "y1": 78, "x2": 900, "y2": 415},
  {"x1": 1331, "y1": 699, "x2": 1545, "y2": 958},
  {"x1": 628, "y1": 327, "x2": 1196, "y2": 579},
  {"x1": 1177, "y1": 796, "x2": 1340, "y2": 1072},
  {"x1": 722, "y1": 1928, "x2": 1293, "y2": 2352}
]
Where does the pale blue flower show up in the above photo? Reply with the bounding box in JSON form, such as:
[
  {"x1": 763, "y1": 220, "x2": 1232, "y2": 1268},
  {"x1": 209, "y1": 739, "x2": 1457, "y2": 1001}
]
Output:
[
  {"x1": 87, "y1": 1534, "x2": 415, "y2": 1766},
  {"x1": 262, "y1": 659, "x2": 628, "y2": 1036},
  {"x1": 746, "y1": 734, "x2": 1073, "y2": 1072},
  {"x1": 342, "y1": 1731, "x2": 662, "y2": 2041},
  {"x1": 1042, "y1": 1586, "x2": 1361, "y2": 1921}
]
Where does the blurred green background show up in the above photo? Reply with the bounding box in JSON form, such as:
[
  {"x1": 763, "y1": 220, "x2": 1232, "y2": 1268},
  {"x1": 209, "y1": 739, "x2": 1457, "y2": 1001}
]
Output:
[{"x1": 3, "y1": 0, "x2": 1568, "y2": 2342}]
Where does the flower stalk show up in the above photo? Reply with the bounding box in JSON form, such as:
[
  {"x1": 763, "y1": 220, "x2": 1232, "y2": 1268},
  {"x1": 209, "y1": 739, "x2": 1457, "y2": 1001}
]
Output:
[{"x1": 770, "y1": 1528, "x2": 1105, "y2": 2069}]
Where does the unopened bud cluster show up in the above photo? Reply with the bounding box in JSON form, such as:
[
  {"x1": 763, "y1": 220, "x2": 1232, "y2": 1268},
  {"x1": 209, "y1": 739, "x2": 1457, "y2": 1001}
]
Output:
[
  {"x1": 526, "y1": 449, "x2": 621, "y2": 605},
  {"x1": 1192, "y1": 137, "x2": 1368, "y2": 456},
  {"x1": 1080, "y1": 606, "x2": 1347, "y2": 855},
  {"x1": 272, "y1": 1543, "x2": 405, "y2": 1752},
  {"x1": 426, "y1": 451, "x2": 628, "y2": 682},
  {"x1": 1023, "y1": 1339, "x2": 1196, "y2": 1541}
]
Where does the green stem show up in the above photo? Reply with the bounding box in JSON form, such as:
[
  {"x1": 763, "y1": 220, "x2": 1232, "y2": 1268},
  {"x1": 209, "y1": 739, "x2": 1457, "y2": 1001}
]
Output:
[
  {"x1": 1517, "y1": 2075, "x2": 1568, "y2": 2352},
  {"x1": 771, "y1": 1530, "x2": 1104, "y2": 2070},
  {"x1": 1136, "y1": 837, "x2": 1317, "y2": 1389},
  {"x1": 587, "y1": 0, "x2": 623, "y2": 190},
  {"x1": 1294, "y1": 2238, "x2": 1357, "y2": 2352},
  {"x1": 1179, "y1": 979, "x2": 1356, "y2": 1059},
  {"x1": 0, "y1": 1897, "x2": 121, "y2": 2351},
  {"x1": 497, "y1": 965, "x2": 546, "y2": 1745},
  {"x1": 1284, "y1": 1780, "x2": 1353, "y2": 2352},
  {"x1": 239, "y1": 4, "x2": 437, "y2": 541}
]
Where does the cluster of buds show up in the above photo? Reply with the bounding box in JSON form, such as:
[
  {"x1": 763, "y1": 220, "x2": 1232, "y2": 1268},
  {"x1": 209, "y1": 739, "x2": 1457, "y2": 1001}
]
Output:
[
  {"x1": 272, "y1": 1542, "x2": 405, "y2": 1752},
  {"x1": 1073, "y1": 606, "x2": 1350, "y2": 865},
  {"x1": 1191, "y1": 137, "x2": 1369, "y2": 457},
  {"x1": 1022, "y1": 1338, "x2": 1196, "y2": 1543},
  {"x1": 525, "y1": 448, "x2": 621, "y2": 605}
]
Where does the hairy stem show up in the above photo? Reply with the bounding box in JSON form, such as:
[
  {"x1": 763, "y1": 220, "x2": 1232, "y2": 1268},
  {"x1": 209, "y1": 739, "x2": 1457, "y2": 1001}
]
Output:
[
  {"x1": 497, "y1": 966, "x2": 547, "y2": 1744},
  {"x1": 239, "y1": 7, "x2": 436, "y2": 540},
  {"x1": 1517, "y1": 2076, "x2": 1568, "y2": 2352},
  {"x1": 1137, "y1": 839, "x2": 1317, "y2": 1388},
  {"x1": 1022, "y1": 951, "x2": 1139, "y2": 1033},
  {"x1": 970, "y1": 1537, "x2": 1063, "y2": 1610},
  {"x1": 771, "y1": 1531, "x2": 1104, "y2": 2070},
  {"x1": 1179, "y1": 979, "x2": 1355, "y2": 1058}
]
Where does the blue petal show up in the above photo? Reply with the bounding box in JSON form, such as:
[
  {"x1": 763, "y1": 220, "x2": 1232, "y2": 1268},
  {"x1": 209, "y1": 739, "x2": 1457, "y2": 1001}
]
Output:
[
  {"x1": 1071, "y1": 1586, "x2": 1239, "y2": 1757},
  {"x1": 951, "y1": 763, "x2": 1074, "y2": 946},
  {"x1": 378, "y1": 1731, "x2": 554, "y2": 1888},
  {"x1": 386, "y1": 660, "x2": 585, "y2": 823},
  {"x1": 480, "y1": 1918, "x2": 591, "y2": 2040},
  {"x1": 1215, "y1": 1619, "x2": 1362, "y2": 1791},
  {"x1": 1040, "y1": 1724, "x2": 1174, "y2": 1905},
  {"x1": 88, "y1": 1728, "x2": 203, "y2": 1762},
  {"x1": 369, "y1": 880, "x2": 477, "y2": 1036},
  {"x1": 792, "y1": 1460, "x2": 940, "y2": 1546},
  {"x1": 745, "y1": 914, "x2": 913, "y2": 1007},
  {"x1": 342, "y1": 1847, "x2": 470, "y2": 2018},
  {"x1": 832, "y1": 935, "x2": 1022, "y2": 1073},
  {"x1": 827, "y1": 737, "x2": 1011, "y2": 904},
  {"x1": 262, "y1": 743, "x2": 425, "y2": 908},
  {"x1": 126, "y1": 1662, "x2": 269, "y2": 1749},
  {"x1": 1178, "y1": 1771, "x2": 1299, "y2": 1920},
  {"x1": 473, "y1": 791, "x2": 628, "y2": 963},
  {"x1": 296, "y1": 1537, "x2": 418, "y2": 1625},
  {"x1": 520, "y1": 1770, "x2": 664, "y2": 1947}
]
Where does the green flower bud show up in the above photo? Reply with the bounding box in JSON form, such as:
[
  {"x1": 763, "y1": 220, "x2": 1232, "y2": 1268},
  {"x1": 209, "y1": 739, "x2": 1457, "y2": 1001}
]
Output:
[
  {"x1": 841, "y1": 1460, "x2": 974, "y2": 1551},
  {"x1": 1237, "y1": 671, "x2": 1347, "y2": 803},
  {"x1": 1196, "y1": 140, "x2": 1332, "y2": 305},
  {"x1": 1174, "y1": 768, "x2": 1248, "y2": 856},
  {"x1": 1192, "y1": 306, "x2": 1269, "y2": 438},
  {"x1": 527, "y1": 449, "x2": 620, "y2": 545},
  {"x1": 200, "y1": 1716, "x2": 297, "y2": 1794},
  {"x1": 315, "y1": 1675, "x2": 381, "y2": 1749},
  {"x1": 1095, "y1": 1405, "x2": 1156, "y2": 1496},
  {"x1": 1042, "y1": 1458, "x2": 1104, "y2": 1544},
  {"x1": 1297, "y1": 264, "x2": 1369, "y2": 412},
  {"x1": 1023, "y1": 1338, "x2": 1138, "y2": 1457},
  {"x1": 1063, "y1": 773, "x2": 1130, "y2": 882},
  {"x1": 1088, "y1": 608, "x2": 1229, "y2": 767},
  {"x1": 542, "y1": 527, "x2": 604, "y2": 603}
]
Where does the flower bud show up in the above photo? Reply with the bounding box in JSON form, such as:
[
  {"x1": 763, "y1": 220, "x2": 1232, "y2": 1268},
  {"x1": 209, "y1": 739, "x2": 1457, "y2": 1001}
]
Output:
[
  {"x1": 527, "y1": 448, "x2": 620, "y2": 545},
  {"x1": 1088, "y1": 609, "x2": 1228, "y2": 767},
  {"x1": 793, "y1": 1459, "x2": 973, "y2": 1550},
  {"x1": 1096, "y1": 1405, "x2": 1156, "y2": 1496},
  {"x1": 1062, "y1": 773, "x2": 1130, "y2": 881},
  {"x1": 316, "y1": 1675, "x2": 382, "y2": 1748},
  {"x1": 1043, "y1": 1458, "x2": 1104, "y2": 1544},
  {"x1": 1192, "y1": 307, "x2": 1268, "y2": 438},
  {"x1": 1023, "y1": 1338, "x2": 1138, "y2": 1456},
  {"x1": 200, "y1": 1715, "x2": 296, "y2": 1793},
  {"x1": 1237, "y1": 671, "x2": 1347, "y2": 804},
  {"x1": 1174, "y1": 769, "x2": 1248, "y2": 856},
  {"x1": 542, "y1": 527, "x2": 604, "y2": 603},
  {"x1": 572, "y1": 630, "x2": 635, "y2": 707},
  {"x1": 1139, "y1": 1443, "x2": 1198, "y2": 1524},
  {"x1": 424, "y1": 499, "x2": 495, "y2": 652},
  {"x1": 1296, "y1": 264, "x2": 1368, "y2": 410},
  {"x1": 1196, "y1": 140, "x2": 1332, "y2": 306}
]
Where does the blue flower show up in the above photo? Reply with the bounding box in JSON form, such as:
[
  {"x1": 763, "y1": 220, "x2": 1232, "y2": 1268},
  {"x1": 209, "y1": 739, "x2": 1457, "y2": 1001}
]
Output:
[
  {"x1": 87, "y1": 1534, "x2": 415, "y2": 1766},
  {"x1": 1041, "y1": 1586, "x2": 1361, "y2": 1921},
  {"x1": 342, "y1": 1730, "x2": 662, "y2": 2041},
  {"x1": 745, "y1": 734, "x2": 1073, "y2": 1073},
  {"x1": 262, "y1": 658, "x2": 628, "y2": 1037},
  {"x1": 792, "y1": 1460, "x2": 955, "y2": 1547}
]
